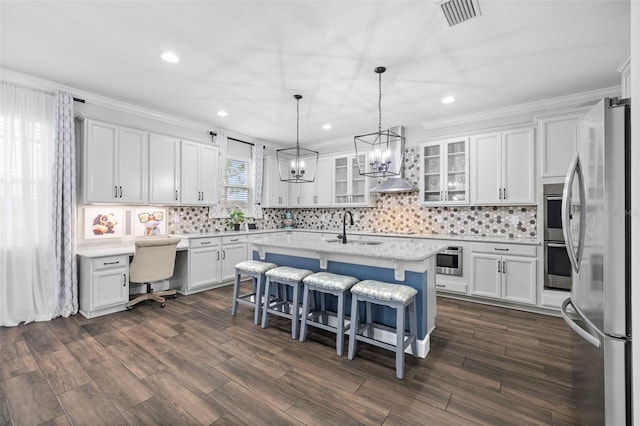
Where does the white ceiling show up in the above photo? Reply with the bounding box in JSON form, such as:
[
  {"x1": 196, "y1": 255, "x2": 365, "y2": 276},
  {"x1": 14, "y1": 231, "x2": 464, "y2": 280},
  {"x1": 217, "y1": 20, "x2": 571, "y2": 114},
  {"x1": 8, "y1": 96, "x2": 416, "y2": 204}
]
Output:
[{"x1": 0, "y1": 1, "x2": 630, "y2": 146}]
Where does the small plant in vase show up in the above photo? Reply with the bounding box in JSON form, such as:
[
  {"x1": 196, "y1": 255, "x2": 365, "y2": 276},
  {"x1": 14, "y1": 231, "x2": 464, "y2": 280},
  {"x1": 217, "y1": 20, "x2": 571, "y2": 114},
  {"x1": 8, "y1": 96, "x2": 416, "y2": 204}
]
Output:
[{"x1": 226, "y1": 207, "x2": 245, "y2": 231}]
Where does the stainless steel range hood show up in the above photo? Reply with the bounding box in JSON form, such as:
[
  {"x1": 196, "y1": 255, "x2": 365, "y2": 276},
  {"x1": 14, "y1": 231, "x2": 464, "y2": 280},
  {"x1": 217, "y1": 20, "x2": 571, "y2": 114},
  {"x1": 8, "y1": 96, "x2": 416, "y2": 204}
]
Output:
[{"x1": 370, "y1": 177, "x2": 417, "y2": 193}]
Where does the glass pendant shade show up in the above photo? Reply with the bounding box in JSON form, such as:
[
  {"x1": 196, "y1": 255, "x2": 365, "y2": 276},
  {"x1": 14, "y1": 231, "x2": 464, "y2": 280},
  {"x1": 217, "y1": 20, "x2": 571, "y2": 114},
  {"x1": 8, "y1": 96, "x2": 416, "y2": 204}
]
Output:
[
  {"x1": 277, "y1": 94, "x2": 318, "y2": 183},
  {"x1": 354, "y1": 66, "x2": 405, "y2": 178}
]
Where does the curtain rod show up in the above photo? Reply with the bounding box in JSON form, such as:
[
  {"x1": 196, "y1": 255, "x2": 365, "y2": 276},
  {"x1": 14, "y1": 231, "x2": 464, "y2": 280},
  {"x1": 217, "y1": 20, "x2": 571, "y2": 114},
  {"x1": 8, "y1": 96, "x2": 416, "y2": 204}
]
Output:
[{"x1": 209, "y1": 131, "x2": 263, "y2": 148}]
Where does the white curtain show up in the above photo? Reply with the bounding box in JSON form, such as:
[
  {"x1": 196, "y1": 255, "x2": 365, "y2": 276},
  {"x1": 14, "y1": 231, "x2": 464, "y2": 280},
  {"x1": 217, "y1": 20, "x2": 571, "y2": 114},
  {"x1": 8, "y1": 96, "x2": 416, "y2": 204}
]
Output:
[
  {"x1": 0, "y1": 81, "x2": 56, "y2": 326},
  {"x1": 52, "y1": 91, "x2": 77, "y2": 318},
  {"x1": 252, "y1": 143, "x2": 264, "y2": 219},
  {"x1": 209, "y1": 132, "x2": 228, "y2": 218}
]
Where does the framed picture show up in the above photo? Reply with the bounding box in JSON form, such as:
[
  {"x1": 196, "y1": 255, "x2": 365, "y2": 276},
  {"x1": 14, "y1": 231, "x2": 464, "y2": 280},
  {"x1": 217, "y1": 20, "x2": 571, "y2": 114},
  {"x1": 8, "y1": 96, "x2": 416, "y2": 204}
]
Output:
[
  {"x1": 83, "y1": 207, "x2": 124, "y2": 239},
  {"x1": 134, "y1": 208, "x2": 167, "y2": 237}
]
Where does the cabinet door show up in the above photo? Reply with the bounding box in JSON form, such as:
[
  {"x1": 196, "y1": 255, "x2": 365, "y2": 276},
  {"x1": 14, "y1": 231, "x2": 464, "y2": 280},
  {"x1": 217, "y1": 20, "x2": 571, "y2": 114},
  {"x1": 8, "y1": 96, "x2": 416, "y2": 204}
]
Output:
[
  {"x1": 180, "y1": 141, "x2": 202, "y2": 204},
  {"x1": 84, "y1": 120, "x2": 118, "y2": 202},
  {"x1": 314, "y1": 157, "x2": 332, "y2": 206},
  {"x1": 470, "y1": 253, "x2": 502, "y2": 298},
  {"x1": 502, "y1": 256, "x2": 537, "y2": 305},
  {"x1": 290, "y1": 182, "x2": 305, "y2": 207},
  {"x1": 539, "y1": 113, "x2": 583, "y2": 178},
  {"x1": 502, "y1": 127, "x2": 535, "y2": 204},
  {"x1": 262, "y1": 157, "x2": 289, "y2": 207},
  {"x1": 421, "y1": 142, "x2": 442, "y2": 204},
  {"x1": 117, "y1": 127, "x2": 148, "y2": 203},
  {"x1": 149, "y1": 134, "x2": 180, "y2": 204},
  {"x1": 333, "y1": 156, "x2": 350, "y2": 205},
  {"x1": 221, "y1": 243, "x2": 248, "y2": 281},
  {"x1": 470, "y1": 133, "x2": 501, "y2": 204},
  {"x1": 189, "y1": 247, "x2": 221, "y2": 289},
  {"x1": 443, "y1": 138, "x2": 469, "y2": 204},
  {"x1": 199, "y1": 145, "x2": 219, "y2": 205},
  {"x1": 93, "y1": 268, "x2": 128, "y2": 309},
  {"x1": 350, "y1": 155, "x2": 368, "y2": 205}
]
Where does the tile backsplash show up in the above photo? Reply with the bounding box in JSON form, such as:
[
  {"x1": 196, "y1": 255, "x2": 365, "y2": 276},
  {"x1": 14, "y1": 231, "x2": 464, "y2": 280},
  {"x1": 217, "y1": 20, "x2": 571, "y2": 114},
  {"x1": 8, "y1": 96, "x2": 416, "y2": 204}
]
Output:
[{"x1": 166, "y1": 147, "x2": 537, "y2": 238}]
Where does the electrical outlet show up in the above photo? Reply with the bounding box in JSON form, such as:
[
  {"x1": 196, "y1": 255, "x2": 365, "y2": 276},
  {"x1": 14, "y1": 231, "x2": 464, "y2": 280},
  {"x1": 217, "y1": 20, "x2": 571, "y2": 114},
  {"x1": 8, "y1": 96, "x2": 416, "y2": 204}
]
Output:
[{"x1": 510, "y1": 215, "x2": 520, "y2": 226}]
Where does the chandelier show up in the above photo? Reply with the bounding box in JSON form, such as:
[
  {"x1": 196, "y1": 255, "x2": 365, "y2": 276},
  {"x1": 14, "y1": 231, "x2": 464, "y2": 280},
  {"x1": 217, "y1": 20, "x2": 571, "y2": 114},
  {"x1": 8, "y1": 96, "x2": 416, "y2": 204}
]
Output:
[
  {"x1": 277, "y1": 94, "x2": 319, "y2": 183},
  {"x1": 354, "y1": 66, "x2": 405, "y2": 178}
]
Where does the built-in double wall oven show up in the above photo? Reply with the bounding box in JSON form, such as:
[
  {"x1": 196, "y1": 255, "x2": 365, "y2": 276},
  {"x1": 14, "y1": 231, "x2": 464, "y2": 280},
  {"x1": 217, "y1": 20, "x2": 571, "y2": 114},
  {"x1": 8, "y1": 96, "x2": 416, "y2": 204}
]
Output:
[{"x1": 543, "y1": 183, "x2": 572, "y2": 291}]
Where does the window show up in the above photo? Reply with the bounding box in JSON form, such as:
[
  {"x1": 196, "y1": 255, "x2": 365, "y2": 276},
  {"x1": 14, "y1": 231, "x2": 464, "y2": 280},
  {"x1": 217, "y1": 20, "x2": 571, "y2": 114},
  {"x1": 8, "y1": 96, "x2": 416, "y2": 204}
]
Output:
[{"x1": 220, "y1": 154, "x2": 252, "y2": 213}]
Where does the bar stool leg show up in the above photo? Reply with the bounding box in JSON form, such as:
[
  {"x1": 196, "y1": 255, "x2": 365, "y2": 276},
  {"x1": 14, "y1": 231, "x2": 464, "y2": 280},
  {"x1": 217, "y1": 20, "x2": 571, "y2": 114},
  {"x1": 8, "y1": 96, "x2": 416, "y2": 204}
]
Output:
[
  {"x1": 253, "y1": 274, "x2": 263, "y2": 325},
  {"x1": 261, "y1": 276, "x2": 271, "y2": 329},
  {"x1": 291, "y1": 280, "x2": 300, "y2": 339},
  {"x1": 336, "y1": 291, "x2": 345, "y2": 356},
  {"x1": 347, "y1": 295, "x2": 359, "y2": 360},
  {"x1": 231, "y1": 271, "x2": 241, "y2": 316},
  {"x1": 299, "y1": 283, "x2": 311, "y2": 342},
  {"x1": 396, "y1": 302, "x2": 406, "y2": 379},
  {"x1": 409, "y1": 299, "x2": 418, "y2": 356}
]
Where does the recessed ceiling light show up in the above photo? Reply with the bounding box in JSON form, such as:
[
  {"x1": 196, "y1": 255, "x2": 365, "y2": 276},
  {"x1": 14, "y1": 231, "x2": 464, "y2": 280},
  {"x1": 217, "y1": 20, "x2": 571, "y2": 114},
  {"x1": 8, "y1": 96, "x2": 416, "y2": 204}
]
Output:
[
  {"x1": 442, "y1": 96, "x2": 456, "y2": 104},
  {"x1": 160, "y1": 51, "x2": 179, "y2": 63},
  {"x1": 217, "y1": 111, "x2": 228, "y2": 117},
  {"x1": 322, "y1": 124, "x2": 332, "y2": 130}
]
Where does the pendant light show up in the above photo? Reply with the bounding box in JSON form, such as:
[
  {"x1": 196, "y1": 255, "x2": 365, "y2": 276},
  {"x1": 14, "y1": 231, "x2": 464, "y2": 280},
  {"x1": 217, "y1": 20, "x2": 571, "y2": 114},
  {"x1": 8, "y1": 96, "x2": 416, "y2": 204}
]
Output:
[
  {"x1": 277, "y1": 94, "x2": 319, "y2": 183},
  {"x1": 354, "y1": 66, "x2": 405, "y2": 178}
]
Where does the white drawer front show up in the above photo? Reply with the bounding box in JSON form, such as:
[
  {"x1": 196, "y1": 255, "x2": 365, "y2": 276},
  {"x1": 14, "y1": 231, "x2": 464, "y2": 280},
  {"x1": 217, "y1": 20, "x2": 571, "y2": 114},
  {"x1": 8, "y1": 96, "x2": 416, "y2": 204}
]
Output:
[
  {"x1": 189, "y1": 237, "x2": 220, "y2": 248},
  {"x1": 471, "y1": 242, "x2": 537, "y2": 257},
  {"x1": 93, "y1": 255, "x2": 129, "y2": 271},
  {"x1": 222, "y1": 235, "x2": 246, "y2": 245}
]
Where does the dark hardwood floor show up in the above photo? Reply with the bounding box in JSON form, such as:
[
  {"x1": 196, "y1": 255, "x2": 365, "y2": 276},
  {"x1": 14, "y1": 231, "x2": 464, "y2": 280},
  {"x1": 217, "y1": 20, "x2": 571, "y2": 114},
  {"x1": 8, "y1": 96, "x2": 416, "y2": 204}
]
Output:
[{"x1": 0, "y1": 284, "x2": 578, "y2": 425}]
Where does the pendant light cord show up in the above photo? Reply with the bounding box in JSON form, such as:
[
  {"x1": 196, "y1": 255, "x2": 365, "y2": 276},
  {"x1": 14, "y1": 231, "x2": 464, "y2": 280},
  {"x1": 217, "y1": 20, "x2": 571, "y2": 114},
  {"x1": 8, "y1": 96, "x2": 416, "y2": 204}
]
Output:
[
  {"x1": 296, "y1": 96, "x2": 300, "y2": 156},
  {"x1": 378, "y1": 70, "x2": 382, "y2": 134}
]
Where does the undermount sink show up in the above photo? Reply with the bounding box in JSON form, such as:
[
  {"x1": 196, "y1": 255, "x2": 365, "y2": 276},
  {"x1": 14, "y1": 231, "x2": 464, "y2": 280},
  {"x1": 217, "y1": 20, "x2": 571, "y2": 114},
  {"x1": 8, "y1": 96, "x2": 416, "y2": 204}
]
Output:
[{"x1": 324, "y1": 239, "x2": 383, "y2": 246}]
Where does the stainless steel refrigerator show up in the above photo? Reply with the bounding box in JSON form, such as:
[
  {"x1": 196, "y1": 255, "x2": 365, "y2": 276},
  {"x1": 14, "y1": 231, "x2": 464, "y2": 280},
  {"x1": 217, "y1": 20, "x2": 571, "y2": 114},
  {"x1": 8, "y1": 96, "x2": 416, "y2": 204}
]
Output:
[{"x1": 560, "y1": 97, "x2": 632, "y2": 425}]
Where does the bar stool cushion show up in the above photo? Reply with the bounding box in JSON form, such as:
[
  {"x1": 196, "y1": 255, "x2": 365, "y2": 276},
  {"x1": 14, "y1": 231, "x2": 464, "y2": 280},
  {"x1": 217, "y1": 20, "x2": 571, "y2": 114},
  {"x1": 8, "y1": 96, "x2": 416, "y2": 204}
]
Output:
[
  {"x1": 303, "y1": 272, "x2": 359, "y2": 291},
  {"x1": 235, "y1": 260, "x2": 278, "y2": 275},
  {"x1": 266, "y1": 266, "x2": 313, "y2": 282},
  {"x1": 351, "y1": 280, "x2": 417, "y2": 304}
]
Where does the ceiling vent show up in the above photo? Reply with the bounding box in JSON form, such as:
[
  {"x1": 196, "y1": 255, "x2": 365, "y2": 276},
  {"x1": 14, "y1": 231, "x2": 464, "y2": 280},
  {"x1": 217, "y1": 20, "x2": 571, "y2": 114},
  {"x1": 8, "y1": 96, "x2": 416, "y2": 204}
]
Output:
[{"x1": 438, "y1": 0, "x2": 481, "y2": 26}]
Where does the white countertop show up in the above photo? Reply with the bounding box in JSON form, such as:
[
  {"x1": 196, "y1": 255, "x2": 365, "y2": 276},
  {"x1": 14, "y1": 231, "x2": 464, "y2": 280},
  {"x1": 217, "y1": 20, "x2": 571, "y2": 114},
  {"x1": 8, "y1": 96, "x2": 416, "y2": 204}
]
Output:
[
  {"x1": 77, "y1": 237, "x2": 190, "y2": 258},
  {"x1": 250, "y1": 233, "x2": 444, "y2": 263}
]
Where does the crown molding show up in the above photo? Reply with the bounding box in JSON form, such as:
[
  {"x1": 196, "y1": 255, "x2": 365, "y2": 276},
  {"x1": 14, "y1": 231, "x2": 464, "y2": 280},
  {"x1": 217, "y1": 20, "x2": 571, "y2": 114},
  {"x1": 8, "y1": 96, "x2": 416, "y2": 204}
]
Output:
[
  {"x1": 420, "y1": 86, "x2": 620, "y2": 131},
  {"x1": 0, "y1": 67, "x2": 258, "y2": 144}
]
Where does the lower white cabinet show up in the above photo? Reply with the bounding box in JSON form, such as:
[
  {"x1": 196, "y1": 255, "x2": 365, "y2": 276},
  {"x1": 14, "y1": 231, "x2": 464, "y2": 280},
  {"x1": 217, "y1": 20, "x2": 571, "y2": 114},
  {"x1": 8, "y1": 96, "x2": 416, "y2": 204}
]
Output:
[
  {"x1": 470, "y1": 243, "x2": 537, "y2": 305},
  {"x1": 184, "y1": 235, "x2": 248, "y2": 294},
  {"x1": 78, "y1": 255, "x2": 129, "y2": 318}
]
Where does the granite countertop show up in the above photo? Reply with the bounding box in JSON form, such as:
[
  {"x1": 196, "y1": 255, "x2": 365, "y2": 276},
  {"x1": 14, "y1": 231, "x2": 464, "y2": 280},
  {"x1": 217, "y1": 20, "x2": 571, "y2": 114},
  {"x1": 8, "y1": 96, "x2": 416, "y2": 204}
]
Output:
[
  {"x1": 250, "y1": 233, "x2": 444, "y2": 263},
  {"x1": 77, "y1": 237, "x2": 190, "y2": 257}
]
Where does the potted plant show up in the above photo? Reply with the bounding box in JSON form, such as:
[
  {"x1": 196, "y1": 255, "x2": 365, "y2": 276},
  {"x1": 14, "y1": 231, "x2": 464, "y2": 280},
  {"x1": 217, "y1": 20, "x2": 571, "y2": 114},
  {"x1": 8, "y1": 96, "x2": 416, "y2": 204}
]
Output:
[{"x1": 226, "y1": 207, "x2": 245, "y2": 231}]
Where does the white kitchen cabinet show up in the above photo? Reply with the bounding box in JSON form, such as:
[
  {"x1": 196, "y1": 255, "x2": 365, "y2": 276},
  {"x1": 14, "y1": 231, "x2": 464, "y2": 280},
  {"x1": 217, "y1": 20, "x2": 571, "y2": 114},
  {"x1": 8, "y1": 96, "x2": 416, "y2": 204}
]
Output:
[
  {"x1": 420, "y1": 137, "x2": 469, "y2": 205},
  {"x1": 149, "y1": 133, "x2": 180, "y2": 204},
  {"x1": 537, "y1": 109, "x2": 588, "y2": 178},
  {"x1": 221, "y1": 235, "x2": 248, "y2": 281},
  {"x1": 262, "y1": 157, "x2": 290, "y2": 208},
  {"x1": 470, "y1": 126, "x2": 535, "y2": 205},
  {"x1": 78, "y1": 118, "x2": 148, "y2": 204},
  {"x1": 332, "y1": 153, "x2": 373, "y2": 206},
  {"x1": 294, "y1": 156, "x2": 332, "y2": 207},
  {"x1": 180, "y1": 141, "x2": 219, "y2": 205},
  {"x1": 78, "y1": 255, "x2": 129, "y2": 318},
  {"x1": 470, "y1": 243, "x2": 537, "y2": 305}
]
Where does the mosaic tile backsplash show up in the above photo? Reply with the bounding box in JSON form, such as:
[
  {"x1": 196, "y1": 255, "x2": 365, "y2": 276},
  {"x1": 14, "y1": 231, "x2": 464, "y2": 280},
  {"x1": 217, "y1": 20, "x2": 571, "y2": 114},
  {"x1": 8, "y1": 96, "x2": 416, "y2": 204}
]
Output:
[{"x1": 167, "y1": 147, "x2": 537, "y2": 238}]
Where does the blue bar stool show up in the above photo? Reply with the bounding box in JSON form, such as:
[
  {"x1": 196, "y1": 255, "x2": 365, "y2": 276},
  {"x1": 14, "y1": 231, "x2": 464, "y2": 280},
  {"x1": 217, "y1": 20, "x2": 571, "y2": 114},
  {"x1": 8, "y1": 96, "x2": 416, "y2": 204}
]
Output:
[
  {"x1": 231, "y1": 260, "x2": 278, "y2": 324},
  {"x1": 261, "y1": 266, "x2": 313, "y2": 339},
  {"x1": 347, "y1": 280, "x2": 418, "y2": 379},
  {"x1": 299, "y1": 272, "x2": 359, "y2": 356}
]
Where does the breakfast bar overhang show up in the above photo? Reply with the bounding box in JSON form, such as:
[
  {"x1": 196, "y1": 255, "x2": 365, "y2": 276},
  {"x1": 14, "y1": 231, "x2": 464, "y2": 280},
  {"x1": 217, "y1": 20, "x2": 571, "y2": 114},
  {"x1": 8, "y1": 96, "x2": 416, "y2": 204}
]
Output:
[{"x1": 250, "y1": 233, "x2": 444, "y2": 358}]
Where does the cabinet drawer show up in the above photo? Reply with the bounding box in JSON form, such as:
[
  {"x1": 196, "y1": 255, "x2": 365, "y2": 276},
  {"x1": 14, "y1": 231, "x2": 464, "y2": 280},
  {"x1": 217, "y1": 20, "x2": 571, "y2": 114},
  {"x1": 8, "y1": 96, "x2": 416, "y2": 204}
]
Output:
[
  {"x1": 435, "y1": 279, "x2": 468, "y2": 294},
  {"x1": 471, "y1": 243, "x2": 537, "y2": 257},
  {"x1": 93, "y1": 255, "x2": 129, "y2": 271},
  {"x1": 190, "y1": 237, "x2": 220, "y2": 248},
  {"x1": 222, "y1": 235, "x2": 246, "y2": 245}
]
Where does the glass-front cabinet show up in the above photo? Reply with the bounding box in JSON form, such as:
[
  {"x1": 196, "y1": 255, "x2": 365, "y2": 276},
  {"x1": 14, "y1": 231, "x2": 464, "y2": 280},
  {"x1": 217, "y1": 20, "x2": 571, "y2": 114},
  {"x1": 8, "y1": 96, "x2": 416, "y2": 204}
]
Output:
[
  {"x1": 420, "y1": 137, "x2": 469, "y2": 205},
  {"x1": 332, "y1": 153, "x2": 371, "y2": 206}
]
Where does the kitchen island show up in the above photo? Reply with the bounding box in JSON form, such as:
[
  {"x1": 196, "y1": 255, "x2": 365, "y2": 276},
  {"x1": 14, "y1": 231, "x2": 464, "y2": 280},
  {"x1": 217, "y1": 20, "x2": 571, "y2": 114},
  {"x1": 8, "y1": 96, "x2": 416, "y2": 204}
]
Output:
[{"x1": 250, "y1": 232, "x2": 444, "y2": 357}]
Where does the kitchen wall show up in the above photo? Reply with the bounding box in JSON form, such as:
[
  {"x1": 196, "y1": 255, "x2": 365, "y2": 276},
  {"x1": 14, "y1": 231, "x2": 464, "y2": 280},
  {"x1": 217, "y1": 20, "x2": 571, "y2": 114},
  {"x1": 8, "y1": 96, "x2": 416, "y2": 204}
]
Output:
[{"x1": 167, "y1": 146, "x2": 537, "y2": 238}]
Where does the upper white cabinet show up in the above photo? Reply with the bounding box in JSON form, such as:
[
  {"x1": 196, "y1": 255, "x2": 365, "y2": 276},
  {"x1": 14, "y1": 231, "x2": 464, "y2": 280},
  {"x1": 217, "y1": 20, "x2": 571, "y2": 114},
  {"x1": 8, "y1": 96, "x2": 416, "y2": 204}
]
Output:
[
  {"x1": 332, "y1": 153, "x2": 373, "y2": 207},
  {"x1": 180, "y1": 141, "x2": 219, "y2": 205},
  {"x1": 262, "y1": 157, "x2": 290, "y2": 208},
  {"x1": 419, "y1": 137, "x2": 469, "y2": 205},
  {"x1": 149, "y1": 133, "x2": 180, "y2": 204},
  {"x1": 79, "y1": 118, "x2": 148, "y2": 204},
  {"x1": 299, "y1": 156, "x2": 332, "y2": 207},
  {"x1": 470, "y1": 127, "x2": 535, "y2": 205},
  {"x1": 537, "y1": 109, "x2": 587, "y2": 179}
]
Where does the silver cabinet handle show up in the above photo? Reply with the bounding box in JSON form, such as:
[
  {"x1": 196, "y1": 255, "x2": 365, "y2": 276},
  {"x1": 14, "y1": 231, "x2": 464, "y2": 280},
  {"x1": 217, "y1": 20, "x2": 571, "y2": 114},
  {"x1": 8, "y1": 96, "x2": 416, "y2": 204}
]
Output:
[
  {"x1": 502, "y1": 261, "x2": 506, "y2": 274},
  {"x1": 175, "y1": 190, "x2": 178, "y2": 201},
  {"x1": 498, "y1": 188, "x2": 502, "y2": 200},
  {"x1": 503, "y1": 188, "x2": 507, "y2": 200},
  {"x1": 222, "y1": 250, "x2": 226, "y2": 260},
  {"x1": 436, "y1": 284, "x2": 445, "y2": 288},
  {"x1": 114, "y1": 185, "x2": 118, "y2": 198},
  {"x1": 230, "y1": 238, "x2": 239, "y2": 242},
  {"x1": 440, "y1": 191, "x2": 443, "y2": 201},
  {"x1": 216, "y1": 251, "x2": 220, "y2": 261},
  {"x1": 497, "y1": 260, "x2": 501, "y2": 273},
  {"x1": 200, "y1": 241, "x2": 211, "y2": 245},
  {"x1": 122, "y1": 273, "x2": 126, "y2": 286},
  {"x1": 494, "y1": 248, "x2": 509, "y2": 252},
  {"x1": 103, "y1": 260, "x2": 120, "y2": 265},
  {"x1": 119, "y1": 186, "x2": 123, "y2": 198}
]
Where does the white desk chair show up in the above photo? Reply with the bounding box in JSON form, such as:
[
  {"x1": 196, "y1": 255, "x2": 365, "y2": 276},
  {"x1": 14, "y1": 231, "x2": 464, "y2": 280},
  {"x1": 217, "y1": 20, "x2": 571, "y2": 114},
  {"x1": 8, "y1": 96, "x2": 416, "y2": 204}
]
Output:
[{"x1": 126, "y1": 237, "x2": 182, "y2": 310}]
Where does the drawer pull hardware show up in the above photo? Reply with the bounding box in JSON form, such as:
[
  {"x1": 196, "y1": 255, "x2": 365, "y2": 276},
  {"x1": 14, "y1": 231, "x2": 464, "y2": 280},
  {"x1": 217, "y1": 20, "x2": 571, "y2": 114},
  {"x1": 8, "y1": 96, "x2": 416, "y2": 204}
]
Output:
[
  {"x1": 200, "y1": 241, "x2": 211, "y2": 245},
  {"x1": 114, "y1": 186, "x2": 118, "y2": 198},
  {"x1": 502, "y1": 261, "x2": 506, "y2": 273},
  {"x1": 494, "y1": 248, "x2": 509, "y2": 251},
  {"x1": 122, "y1": 273, "x2": 126, "y2": 286},
  {"x1": 436, "y1": 284, "x2": 445, "y2": 288},
  {"x1": 498, "y1": 260, "x2": 501, "y2": 273},
  {"x1": 217, "y1": 251, "x2": 220, "y2": 261},
  {"x1": 103, "y1": 261, "x2": 120, "y2": 265},
  {"x1": 230, "y1": 238, "x2": 239, "y2": 242},
  {"x1": 222, "y1": 250, "x2": 226, "y2": 260},
  {"x1": 119, "y1": 186, "x2": 122, "y2": 198}
]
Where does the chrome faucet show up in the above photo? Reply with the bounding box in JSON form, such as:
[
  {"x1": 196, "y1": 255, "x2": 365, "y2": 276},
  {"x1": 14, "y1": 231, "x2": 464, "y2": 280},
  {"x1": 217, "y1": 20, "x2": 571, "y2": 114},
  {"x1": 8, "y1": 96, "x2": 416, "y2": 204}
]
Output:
[{"x1": 341, "y1": 210, "x2": 354, "y2": 244}]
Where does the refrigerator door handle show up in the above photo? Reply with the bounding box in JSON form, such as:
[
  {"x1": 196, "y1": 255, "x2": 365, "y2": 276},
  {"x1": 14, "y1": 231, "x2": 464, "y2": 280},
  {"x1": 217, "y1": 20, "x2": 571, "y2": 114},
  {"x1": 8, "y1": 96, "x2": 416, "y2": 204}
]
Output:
[
  {"x1": 561, "y1": 298, "x2": 601, "y2": 348},
  {"x1": 562, "y1": 154, "x2": 586, "y2": 273}
]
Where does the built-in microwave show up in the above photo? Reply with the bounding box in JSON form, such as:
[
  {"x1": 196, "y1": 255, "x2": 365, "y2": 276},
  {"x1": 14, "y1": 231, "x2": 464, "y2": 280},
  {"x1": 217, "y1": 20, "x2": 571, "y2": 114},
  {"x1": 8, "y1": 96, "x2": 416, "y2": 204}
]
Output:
[
  {"x1": 543, "y1": 183, "x2": 564, "y2": 242},
  {"x1": 436, "y1": 246, "x2": 462, "y2": 276}
]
